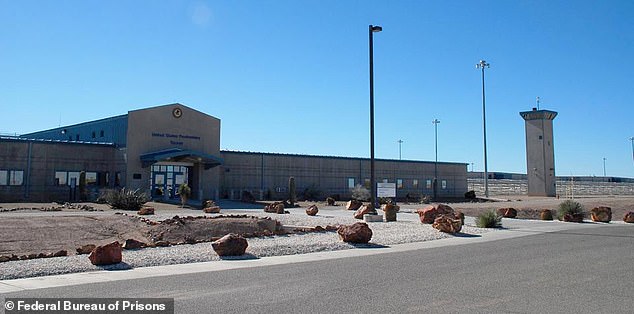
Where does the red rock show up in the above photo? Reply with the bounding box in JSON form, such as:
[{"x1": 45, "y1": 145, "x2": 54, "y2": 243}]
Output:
[
  {"x1": 432, "y1": 214, "x2": 463, "y2": 233},
  {"x1": 497, "y1": 208, "x2": 517, "y2": 218},
  {"x1": 203, "y1": 206, "x2": 221, "y2": 213},
  {"x1": 337, "y1": 222, "x2": 373, "y2": 243},
  {"x1": 275, "y1": 203, "x2": 286, "y2": 214},
  {"x1": 562, "y1": 213, "x2": 584, "y2": 223},
  {"x1": 76, "y1": 244, "x2": 96, "y2": 255},
  {"x1": 623, "y1": 212, "x2": 634, "y2": 223},
  {"x1": 455, "y1": 211, "x2": 465, "y2": 225},
  {"x1": 52, "y1": 250, "x2": 67, "y2": 257},
  {"x1": 88, "y1": 241, "x2": 122, "y2": 265},
  {"x1": 540, "y1": 209, "x2": 553, "y2": 220},
  {"x1": 354, "y1": 205, "x2": 372, "y2": 219},
  {"x1": 326, "y1": 197, "x2": 336, "y2": 206},
  {"x1": 346, "y1": 200, "x2": 363, "y2": 211},
  {"x1": 122, "y1": 239, "x2": 145, "y2": 250},
  {"x1": 590, "y1": 206, "x2": 611, "y2": 223},
  {"x1": 211, "y1": 233, "x2": 248, "y2": 256},
  {"x1": 306, "y1": 205, "x2": 319, "y2": 216},
  {"x1": 0, "y1": 256, "x2": 10, "y2": 263},
  {"x1": 381, "y1": 203, "x2": 400, "y2": 212},
  {"x1": 137, "y1": 207, "x2": 155, "y2": 215},
  {"x1": 416, "y1": 206, "x2": 438, "y2": 224}
]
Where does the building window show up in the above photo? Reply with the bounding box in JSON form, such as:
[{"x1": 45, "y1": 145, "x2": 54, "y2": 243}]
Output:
[
  {"x1": 442, "y1": 180, "x2": 447, "y2": 189},
  {"x1": 55, "y1": 171, "x2": 67, "y2": 185},
  {"x1": 9, "y1": 170, "x2": 24, "y2": 186},
  {"x1": 426, "y1": 179, "x2": 432, "y2": 189},
  {"x1": 86, "y1": 172, "x2": 98, "y2": 185},
  {"x1": 100, "y1": 130, "x2": 104, "y2": 137},
  {"x1": 133, "y1": 173, "x2": 142, "y2": 180},
  {"x1": 413, "y1": 179, "x2": 419, "y2": 189},
  {"x1": 347, "y1": 178, "x2": 355, "y2": 189},
  {"x1": 68, "y1": 172, "x2": 80, "y2": 187},
  {"x1": 0, "y1": 170, "x2": 7, "y2": 185},
  {"x1": 115, "y1": 172, "x2": 121, "y2": 186},
  {"x1": 397, "y1": 179, "x2": 403, "y2": 189}
]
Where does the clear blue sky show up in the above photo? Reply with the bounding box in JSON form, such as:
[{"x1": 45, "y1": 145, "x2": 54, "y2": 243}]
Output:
[{"x1": 2, "y1": 0, "x2": 633, "y2": 178}]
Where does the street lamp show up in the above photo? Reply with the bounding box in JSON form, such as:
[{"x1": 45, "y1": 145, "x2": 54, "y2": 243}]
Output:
[
  {"x1": 432, "y1": 119, "x2": 440, "y2": 199},
  {"x1": 603, "y1": 157, "x2": 607, "y2": 177},
  {"x1": 398, "y1": 139, "x2": 403, "y2": 160},
  {"x1": 476, "y1": 60, "x2": 490, "y2": 198},
  {"x1": 369, "y1": 24, "x2": 382, "y2": 210},
  {"x1": 630, "y1": 137, "x2": 634, "y2": 162}
]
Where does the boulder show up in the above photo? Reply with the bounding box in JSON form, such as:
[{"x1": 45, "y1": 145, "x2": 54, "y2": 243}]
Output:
[
  {"x1": 76, "y1": 244, "x2": 96, "y2": 255},
  {"x1": 382, "y1": 203, "x2": 399, "y2": 222},
  {"x1": 306, "y1": 205, "x2": 319, "y2": 216},
  {"x1": 326, "y1": 197, "x2": 336, "y2": 206},
  {"x1": 122, "y1": 238, "x2": 146, "y2": 250},
  {"x1": 624, "y1": 212, "x2": 634, "y2": 223},
  {"x1": 432, "y1": 214, "x2": 463, "y2": 234},
  {"x1": 203, "y1": 206, "x2": 221, "y2": 213},
  {"x1": 354, "y1": 205, "x2": 373, "y2": 219},
  {"x1": 562, "y1": 213, "x2": 584, "y2": 223},
  {"x1": 346, "y1": 200, "x2": 363, "y2": 211},
  {"x1": 540, "y1": 209, "x2": 553, "y2": 221},
  {"x1": 381, "y1": 203, "x2": 400, "y2": 212},
  {"x1": 464, "y1": 190, "x2": 476, "y2": 200},
  {"x1": 0, "y1": 255, "x2": 10, "y2": 263},
  {"x1": 590, "y1": 206, "x2": 611, "y2": 223},
  {"x1": 497, "y1": 208, "x2": 517, "y2": 218},
  {"x1": 416, "y1": 203, "x2": 454, "y2": 224},
  {"x1": 88, "y1": 241, "x2": 122, "y2": 265},
  {"x1": 435, "y1": 203, "x2": 455, "y2": 216},
  {"x1": 275, "y1": 203, "x2": 286, "y2": 214},
  {"x1": 455, "y1": 211, "x2": 465, "y2": 225},
  {"x1": 211, "y1": 233, "x2": 248, "y2": 256},
  {"x1": 137, "y1": 207, "x2": 154, "y2": 215},
  {"x1": 264, "y1": 202, "x2": 284, "y2": 213},
  {"x1": 337, "y1": 222, "x2": 373, "y2": 244},
  {"x1": 52, "y1": 250, "x2": 67, "y2": 257}
]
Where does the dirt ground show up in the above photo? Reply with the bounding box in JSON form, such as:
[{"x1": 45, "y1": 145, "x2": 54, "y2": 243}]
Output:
[{"x1": 1, "y1": 195, "x2": 632, "y2": 259}]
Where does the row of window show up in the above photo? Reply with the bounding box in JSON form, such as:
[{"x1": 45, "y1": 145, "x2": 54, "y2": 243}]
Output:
[
  {"x1": 347, "y1": 178, "x2": 448, "y2": 190},
  {"x1": 0, "y1": 170, "x2": 24, "y2": 186},
  {"x1": 54, "y1": 171, "x2": 121, "y2": 187},
  {"x1": 64, "y1": 130, "x2": 105, "y2": 141}
]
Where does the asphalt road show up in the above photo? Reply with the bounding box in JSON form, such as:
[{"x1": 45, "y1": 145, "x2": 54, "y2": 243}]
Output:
[{"x1": 2, "y1": 225, "x2": 633, "y2": 314}]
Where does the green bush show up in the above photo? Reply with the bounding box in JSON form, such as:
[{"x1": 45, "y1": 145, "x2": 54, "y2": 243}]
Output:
[
  {"x1": 557, "y1": 200, "x2": 584, "y2": 220},
  {"x1": 104, "y1": 188, "x2": 149, "y2": 211},
  {"x1": 476, "y1": 210, "x2": 502, "y2": 228}
]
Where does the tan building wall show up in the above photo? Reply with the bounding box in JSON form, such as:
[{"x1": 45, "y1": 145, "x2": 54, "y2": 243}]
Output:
[
  {"x1": 220, "y1": 151, "x2": 468, "y2": 200},
  {"x1": 126, "y1": 104, "x2": 221, "y2": 200}
]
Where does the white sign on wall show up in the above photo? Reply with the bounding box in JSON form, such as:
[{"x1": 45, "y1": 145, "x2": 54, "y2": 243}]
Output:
[{"x1": 377, "y1": 182, "x2": 396, "y2": 197}]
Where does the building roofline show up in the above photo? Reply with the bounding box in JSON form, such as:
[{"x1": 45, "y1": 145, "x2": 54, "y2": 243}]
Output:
[
  {"x1": 20, "y1": 114, "x2": 128, "y2": 137},
  {"x1": 220, "y1": 150, "x2": 468, "y2": 166},
  {"x1": 0, "y1": 136, "x2": 116, "y2": 147}
]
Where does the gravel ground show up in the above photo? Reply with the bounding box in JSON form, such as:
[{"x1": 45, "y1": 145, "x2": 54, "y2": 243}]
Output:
[{"x1": 0, "y1": 210, "x2": 491, "y2": 280}]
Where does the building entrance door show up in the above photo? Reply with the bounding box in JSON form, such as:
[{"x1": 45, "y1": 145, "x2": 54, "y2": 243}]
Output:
[{"x1": 150, "y1": 163, "x2": 191, "y2": 200}]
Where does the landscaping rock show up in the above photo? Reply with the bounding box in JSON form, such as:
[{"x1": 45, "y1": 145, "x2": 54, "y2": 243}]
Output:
[
  {"x1": 590, "y1": 206, "x2": 612, "y2": 223},
  {"x1": 211, "y1": 233, "x2": 248, "y2": 256},
  {"x1": 382, "y1": 203, "x2": 399, "y2": 221},
  {"x1": 562, "y1": 213, "x2": 584, "y2": 223},
  {"x1": 464, "y1": 190, "x2": 476, "y2": 200},
  {"x1": 497, "y1": 208, "x2": 517, "y2": 218},
  {"x1": 455, "y1": 211, "x2": 465, "y2": 225},
  {"x1": 381, "y1": 203, "x2": 400, "y2": 212},
  {"x1": 432, "y1": 214, "x2": 463, "y2": 234},
  {"x1": 76, "y1": 244, "x2": 97, "y2": 255},
  {"x1": 416, "y1": 206, "x2": 437, "y2": 224},
  {"x1": 88, "y1": 241, "x2": 122, "y2": 265},
  {"x1": 346, "y1": 200, "x2": 363, "y2": 211},
  {"x1": 337, "y1": 222, "x2": 372, "y2": 244},
  {"x1": 0, "y1": 256, "x2": 11, "y2": 263},
  {"x1": 264, "y1": 202, "x2": 284, "y2": 213},
  {"x1": 540, "y1": 209, "x2": 553, "y2": 221},
  {"x1": 354, "y1": 205, "x2": 373, "y2": 219},
  {"x1": 306, "y1": 205, "x2": 318, "y2": 216},
  {"x1": 623, "y1": 212, "x2": 634, "y2": 223},
  {"x1": 137, "y1": 207, "x2": 155, "y2": 215},
  {"x1": 326, "y1": 197, "x2": 336, "y2": 206},
  {"x1": 122, "y1": 239, "x2": 146, "y2": 250},
  {"x1": 203, "y1": 206, "x2": 221, "y2": 213},
  {"x1": 275, "y1": 203, "x2": 286, "y2": 214},
  {"x1": 52, "y1": 250, "x2": 67, "y2": 257}
]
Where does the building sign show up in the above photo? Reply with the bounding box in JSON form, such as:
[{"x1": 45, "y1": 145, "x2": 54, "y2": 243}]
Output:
[{"x1": 377, "y1": 182, "x2": 396, "y2": 197}]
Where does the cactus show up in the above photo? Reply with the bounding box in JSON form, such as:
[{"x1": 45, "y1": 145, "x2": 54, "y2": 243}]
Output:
[
  {"x1": 288, "y1": 177, "x2": 296, "y2": 206},
  {"x1": 79, "y1": 171, "x2": 87, "y2": 201}
]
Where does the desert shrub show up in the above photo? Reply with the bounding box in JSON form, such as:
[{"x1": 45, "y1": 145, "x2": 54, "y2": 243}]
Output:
[
  {"x1": 301, "y1": 184, "x2": 322, "y2": 201},
  {"x1": 105, "y1": 188, "x2": 149, "y2": 211},
  {"x1": 476, "y1": 210, "x2": 502, "y2": 228},
  {"x1": 288, "y1": 177, "x2": 297, "y2": 206},
  {"x1": 351, "y1": 184, "x2": 370, "y2": 201},
  {"x1": 557, "y1": 200, "x2": 584, "y2": 220}
]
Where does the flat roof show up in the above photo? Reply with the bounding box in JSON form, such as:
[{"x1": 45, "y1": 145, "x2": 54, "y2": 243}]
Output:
[{"x1": 0, "y1": 136, "x2": 115, "y2": 147}]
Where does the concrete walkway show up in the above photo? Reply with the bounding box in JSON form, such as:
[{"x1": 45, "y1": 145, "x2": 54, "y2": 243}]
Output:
[{"x1": 1, "y1": 216, "x2": 628, "y2": 294}]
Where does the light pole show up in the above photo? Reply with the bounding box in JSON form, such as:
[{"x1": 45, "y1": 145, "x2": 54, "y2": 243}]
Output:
[
  {"x1": 603, "y1": 157, "x2": 607, "y2": 177},
  {"x1": 398, "y1": 139, "x2": 403, "y2": 160},
  {"x1": 369, "y1": 24, "x2": 382, "y2": 210},
  {"x1": 432, "y1": 119, "x2": 440, "y2": 199},
  {"x1": 476, "y1": 60, "x2": 490, "y2": 198},
  {"x1": 630, "y1": 137, "x2": 634, "y2": 162}
]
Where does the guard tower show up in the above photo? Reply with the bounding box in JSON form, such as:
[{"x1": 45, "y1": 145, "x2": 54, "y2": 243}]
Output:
[{"x1": 520, "y1": 108, "x2": 558, "y2": 196}]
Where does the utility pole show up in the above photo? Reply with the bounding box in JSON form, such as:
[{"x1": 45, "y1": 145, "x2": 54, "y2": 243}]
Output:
[{"x1": 476, "y1": 60, "x2": 490, "y2": 198}]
